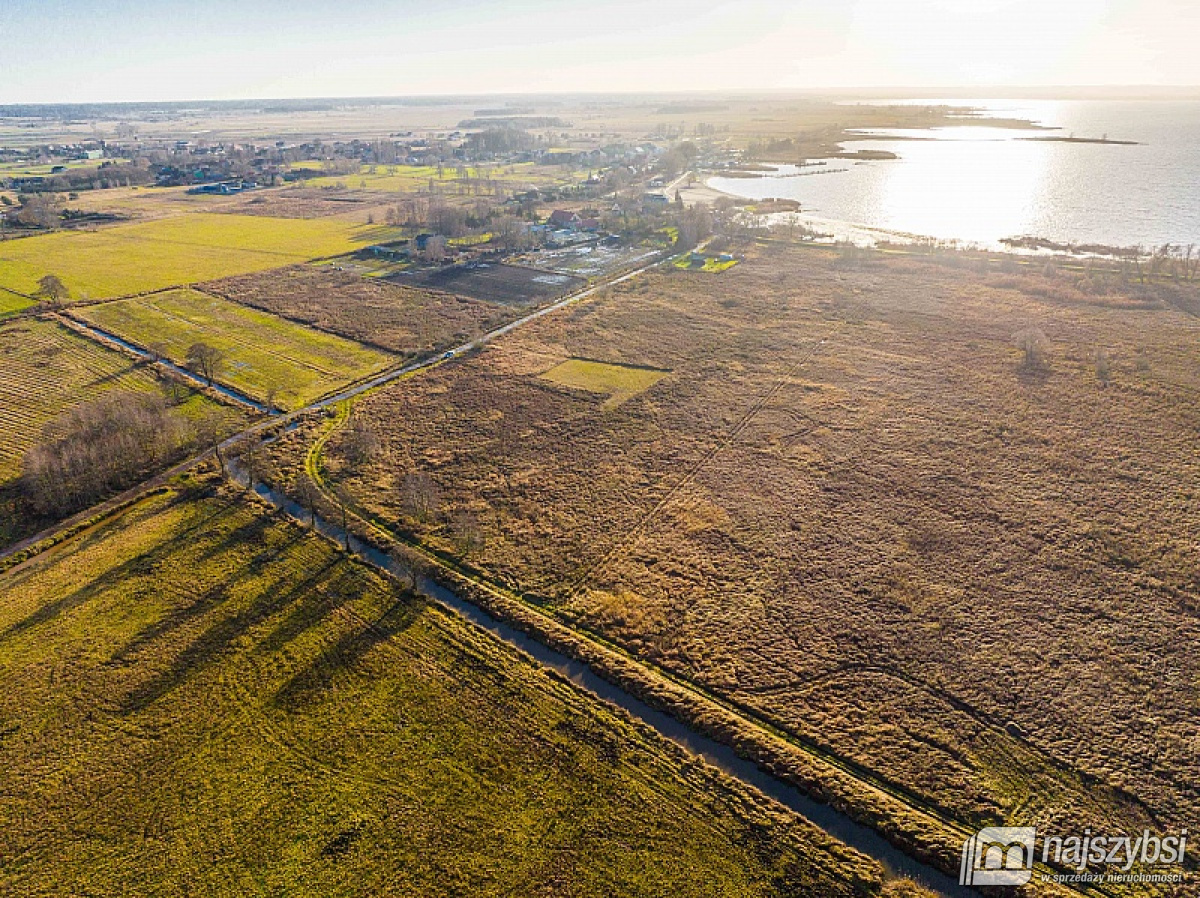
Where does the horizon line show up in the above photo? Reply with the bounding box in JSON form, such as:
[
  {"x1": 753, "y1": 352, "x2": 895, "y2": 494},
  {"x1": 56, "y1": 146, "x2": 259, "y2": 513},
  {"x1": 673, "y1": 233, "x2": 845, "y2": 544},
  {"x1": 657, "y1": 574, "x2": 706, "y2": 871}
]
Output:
[{"x1": 4, "y1": 85, "x2": 1200, "y2": 109}]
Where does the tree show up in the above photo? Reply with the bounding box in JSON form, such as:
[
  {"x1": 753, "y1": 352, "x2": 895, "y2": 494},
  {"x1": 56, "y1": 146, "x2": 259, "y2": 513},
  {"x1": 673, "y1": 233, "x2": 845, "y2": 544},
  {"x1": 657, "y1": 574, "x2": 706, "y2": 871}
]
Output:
[
  {"x1": 21, "y1": 392, "x2": 185, "y2": 515},
  {"x1": 1095, "y1": 348, "x2": 1112, "y2": 386},
  {"x1": 400, "y1": 472, "x2": 440, "y2": 523},
  {"x1": 492, "y1": 214, "x2": 530, "y2": 252},
  {"x1": 342, "y1": 414, "x2": 381, "y2": 466},
  {"x1": 146, "y1": 340, "x2": 168, "y2": 366},
  {"x1": 419, "y1": 235, "x2": 447, "y2": 264},
  {"x1": 293, "y1": 472, "x2": 320, "y2": 529},
  {"x1": 452, "y1": 509, "x2": 484, "y2": 557},
  {"x1": 195, "y1": 408, "x2": 230, "y2": 474},
  {"x1": 236, "y1": 442, "x2": 267, "y2": 490},
  {"x1": 388, "y1": 545, "x2": 427, "y2": 593},
  {"x1": 185, "y1": 342, "x2": 224, "y2": 385},
  {"x1": 35, "y1": 274, "x2": 69, "y2": 308},
  {"x1": 675, "y1": 205, "x2": 712, "y2": 251},
  {"x1": 1013, "y1": 327, "x2": 1049, "y2": 371}
]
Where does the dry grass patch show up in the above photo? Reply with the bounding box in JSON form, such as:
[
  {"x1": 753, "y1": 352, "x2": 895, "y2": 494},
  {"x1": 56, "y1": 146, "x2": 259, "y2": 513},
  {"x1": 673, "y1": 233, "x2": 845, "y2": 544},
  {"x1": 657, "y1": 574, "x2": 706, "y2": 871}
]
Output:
[{"x1": 206, "y1": 265, "x2": 520, "y2": 358}]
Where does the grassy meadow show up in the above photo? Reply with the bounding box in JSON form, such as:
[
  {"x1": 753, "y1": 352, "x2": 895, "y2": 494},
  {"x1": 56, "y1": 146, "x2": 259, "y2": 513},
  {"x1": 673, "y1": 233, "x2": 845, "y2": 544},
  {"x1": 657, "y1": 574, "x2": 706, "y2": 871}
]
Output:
[
  {"x1": 0, "y1": 291, "x2": 34, "y2": 318},
  {"x1": 77, "y1": 289, "x2": 395, "y2": 408},
  {"x1": 297, "y1": 242, "x2": 1200, "y2": 890},
  {"x1": 0, "y1": 483, "x2": 885, "y2": 897},
  {"x1": 0, "y1": 213, "x2": 392, "y2": 299},
  {"x1": 541, "y1": 358, "x2": 669, "y2": 408},
  {"x1": 297, "y1": 161, "x2": 585, "y2": 193}
]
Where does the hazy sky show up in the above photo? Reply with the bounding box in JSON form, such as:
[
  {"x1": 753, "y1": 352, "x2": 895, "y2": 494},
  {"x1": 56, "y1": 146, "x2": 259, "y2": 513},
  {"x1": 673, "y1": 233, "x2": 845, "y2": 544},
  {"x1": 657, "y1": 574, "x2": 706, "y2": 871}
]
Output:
[{"x1": 1, "y1": 0, "x2": 1197, "y2": 103}]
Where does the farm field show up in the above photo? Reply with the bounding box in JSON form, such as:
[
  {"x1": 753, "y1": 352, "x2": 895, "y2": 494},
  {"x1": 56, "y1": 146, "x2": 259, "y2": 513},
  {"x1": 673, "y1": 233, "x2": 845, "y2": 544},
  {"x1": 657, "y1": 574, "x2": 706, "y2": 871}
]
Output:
[
  {"x1": 209, "y1": 265, "x2": 522, "y2": 357},
  {"x1": 0, "y1": 212, "x2": 394, "y2": 299},
  {"x1": 76, "y1": 289, "x2": 395, "y2": 409},
  {"x1": 295, "y1": 242, "x2": 1200, "y2": 885},
  {"x1": 0, "y1": 318, "x2": 230, "y2": 485},
  {"x1": 0, "y1": 483, "x2": 888, "y2": 898},
  {"x1": 297, "y1": 161, "x2": 586, "y2": 193},
  {"x1": 391, "y1": 263, "x2": 585, "y2": 306},
  {"x1": 0, "y1": 291, "x2": 33, "y2": 318},
  {"x1": 0, "y1": 317, "x2": 247, "y2": 547},
  {"x1": 216, "y1": 187, "x2": 395, "y2": 219}
]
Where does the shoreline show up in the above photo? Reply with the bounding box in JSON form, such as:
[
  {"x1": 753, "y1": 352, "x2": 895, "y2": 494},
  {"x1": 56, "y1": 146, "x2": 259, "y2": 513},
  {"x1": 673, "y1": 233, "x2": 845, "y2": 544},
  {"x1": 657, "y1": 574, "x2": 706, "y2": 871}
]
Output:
[{"x1": 688, "y1": 170, "x2": 1195, "y2": 258}]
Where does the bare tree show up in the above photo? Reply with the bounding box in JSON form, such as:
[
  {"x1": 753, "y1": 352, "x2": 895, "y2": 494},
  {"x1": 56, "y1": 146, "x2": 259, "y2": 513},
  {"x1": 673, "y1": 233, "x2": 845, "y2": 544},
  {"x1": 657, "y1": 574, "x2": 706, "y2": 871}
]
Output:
[
  {"x1": 492, "y1": 214, "x2": 529, "y2": 252},
  {"x1": 419, "y1": 235, "x2": 448, "y2": 264},
  {"x1": 35, "y1": 274, "x2": 69, "y2": 308},
  {"x1": 21, "y1": 392, "x2": 185, "y2": 515},
  {"x1": 185, "y1": 342, "x2": 224, "y2": 385},
  {"x1": 237, "y1": 442, "x2": 267, "y2": 489},
  {"x1": 195, "y1": 408, "x2": 230, "y2": 475},
  {"x1": 452, "y1": 509, "x2": 484, "y2": 557},
  {"x1": 401, "y1": 472, "x2": 440, "y2": 523},
  {"x1": 1095, "y1": 348, "x2": 1112, "y2": 386},
  {"x1": 388, "y1": 545, "x2": 428, "y2": 593},
  {"x1": 1013, "y1": 327, "x2": 1050, "y2": 371},
  {"x1": 293, "y1": 471, "x2": 320, "y2": 528},
  {"x1": 342, "y1": 414, "x2": 381, "y2": 466}
]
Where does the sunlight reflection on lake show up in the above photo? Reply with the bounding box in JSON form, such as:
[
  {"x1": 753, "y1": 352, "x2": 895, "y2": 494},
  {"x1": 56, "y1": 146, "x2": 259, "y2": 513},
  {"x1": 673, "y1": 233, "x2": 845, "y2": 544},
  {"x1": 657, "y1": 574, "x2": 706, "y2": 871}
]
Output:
[{"x1": 708, "y1": 100, "x2": 1200, "y2": 249}]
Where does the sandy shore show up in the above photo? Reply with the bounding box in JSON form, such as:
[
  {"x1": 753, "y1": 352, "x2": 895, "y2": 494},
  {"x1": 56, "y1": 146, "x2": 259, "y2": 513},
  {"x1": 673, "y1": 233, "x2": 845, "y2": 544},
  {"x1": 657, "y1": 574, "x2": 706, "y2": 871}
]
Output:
[{"x1": 676, "y1": 177, "x2": 734, "y2": 206}]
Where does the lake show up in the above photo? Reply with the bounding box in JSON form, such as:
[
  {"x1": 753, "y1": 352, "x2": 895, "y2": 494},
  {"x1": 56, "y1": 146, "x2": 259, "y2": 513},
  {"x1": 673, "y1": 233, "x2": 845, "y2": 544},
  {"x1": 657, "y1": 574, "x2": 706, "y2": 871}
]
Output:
[{"x1": 707, "y1": 99, "x2": 1200, "y2": 250}]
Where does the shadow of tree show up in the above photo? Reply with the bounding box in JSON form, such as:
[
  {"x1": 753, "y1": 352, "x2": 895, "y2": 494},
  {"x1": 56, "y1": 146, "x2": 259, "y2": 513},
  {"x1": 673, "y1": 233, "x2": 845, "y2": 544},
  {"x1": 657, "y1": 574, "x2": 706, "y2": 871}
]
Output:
[
  {"x1": 271, "y1": 593, "x2": 426, "y2": 711},
  {"x1": 111, "y1": 525, "x2": 307, "y2": 663},
  {"x1": 255, "y1": 564, "x2": 356, "y2": 656},
  {"x1": 0, "y1": 500, "x2": 241, "y2": 641},
  {"x1": 121, "y1": 553, "x2": 345, "y2": 713}
]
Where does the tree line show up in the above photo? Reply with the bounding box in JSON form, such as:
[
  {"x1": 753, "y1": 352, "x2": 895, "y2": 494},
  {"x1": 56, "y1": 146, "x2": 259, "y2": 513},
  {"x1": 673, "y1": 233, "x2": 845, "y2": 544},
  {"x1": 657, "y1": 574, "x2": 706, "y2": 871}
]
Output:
[{"x1": 20, "y1": 388, "x2": 233, "y2": 517}]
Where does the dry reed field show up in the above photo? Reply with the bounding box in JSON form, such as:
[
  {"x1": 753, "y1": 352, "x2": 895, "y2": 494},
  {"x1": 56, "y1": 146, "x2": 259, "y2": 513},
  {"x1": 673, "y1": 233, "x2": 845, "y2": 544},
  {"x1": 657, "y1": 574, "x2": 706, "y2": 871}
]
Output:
[{"x1": 299, "y1": 242, "x2": 1200, "y2": 872}]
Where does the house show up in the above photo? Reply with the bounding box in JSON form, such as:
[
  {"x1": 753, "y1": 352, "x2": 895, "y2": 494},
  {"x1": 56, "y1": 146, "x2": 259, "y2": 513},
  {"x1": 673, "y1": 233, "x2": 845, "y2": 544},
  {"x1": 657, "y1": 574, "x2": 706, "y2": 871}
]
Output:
[
  {"x1": 546, "y1": 210, "x2": 601, "y2": 232},
  {"x1": 547, "y1": 209, "x2": 581, "y2": 229}
]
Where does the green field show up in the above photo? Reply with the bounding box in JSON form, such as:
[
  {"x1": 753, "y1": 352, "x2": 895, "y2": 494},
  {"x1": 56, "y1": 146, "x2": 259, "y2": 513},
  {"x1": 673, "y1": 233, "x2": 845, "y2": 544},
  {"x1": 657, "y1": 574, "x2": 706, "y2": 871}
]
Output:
[
  {"x1": 299, "y1": 162, "x2": 583, "y2": 192},
  {"x1": 0, "y1": 319, "x2": 234, "y2": 485},
  {"x1": 674, "y1": 254, "x2": 739, "y2": 272},
  {"x1": 541, "y1": 357, "x2": 669, "y2": 408},
  {"x1": 78, "y1": 289, "x2": 395, "y2": 409},
  {"x1": 0, "y1": 291, "x2": 34, "y2": 318},
  {"x1": 0, "y1": 213, "x2": 393, "y2": 299},
  {"x1": 0, "y1": 485, "x2": 882, "y2": 897},
  {"x1": 0, "y1": 158, "x2": 130, "y2": 177}
]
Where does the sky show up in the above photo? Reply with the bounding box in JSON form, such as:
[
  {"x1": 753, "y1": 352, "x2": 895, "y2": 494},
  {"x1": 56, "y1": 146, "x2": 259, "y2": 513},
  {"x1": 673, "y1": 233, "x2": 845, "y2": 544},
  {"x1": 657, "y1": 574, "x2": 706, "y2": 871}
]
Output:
[{"x1": 1, "y1": 0, "x2": 1197, "y2": 103}]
